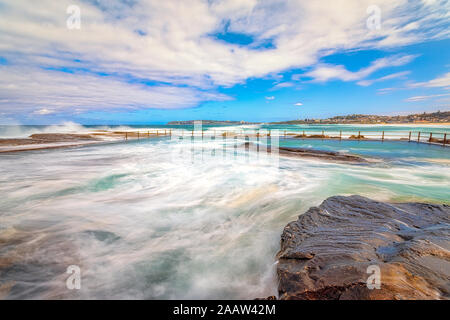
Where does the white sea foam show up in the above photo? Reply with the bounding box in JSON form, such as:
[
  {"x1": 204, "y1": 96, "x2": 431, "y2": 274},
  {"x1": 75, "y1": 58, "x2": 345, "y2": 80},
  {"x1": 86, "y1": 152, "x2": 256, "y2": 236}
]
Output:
[{"x1": 0, "y1": 129, "x2": 448, "y2": 299}]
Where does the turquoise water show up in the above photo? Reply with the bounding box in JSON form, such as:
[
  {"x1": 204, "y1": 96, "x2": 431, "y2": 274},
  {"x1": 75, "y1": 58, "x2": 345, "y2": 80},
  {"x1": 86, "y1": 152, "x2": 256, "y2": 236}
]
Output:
[
  {"x1": 1, "y1": 123, "x2": 449, "y2": 138},
  {"x1": 280, "y1": 138, "x2": 449, "y2": 161},
  {"x1": 0, "y1": 124, "x2": 449, "y2": 299},
  {"x1": 260, "y1": 123, "x2": 450, "y2": 134}
]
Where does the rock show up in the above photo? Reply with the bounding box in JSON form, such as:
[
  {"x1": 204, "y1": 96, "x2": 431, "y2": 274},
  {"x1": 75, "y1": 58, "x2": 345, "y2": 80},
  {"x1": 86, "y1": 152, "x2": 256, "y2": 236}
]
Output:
[
  {"x1": 254, "y1": 295, "x2": 277, "y2": 300},
  {"x1": 29, "y1": 133, "x2": 99, "y2": 142},
  {"x1": 277, "y1": 195, "x2": 450, "y2": 300},
  {"x1": 83, "y1": 230, "x2": 121, "y2": 244},
  {"x1": 0, "y1": 134, "x2": 101, "y2": 153},
  {"x1": 277, "y1": 147, "x2": 367, "y2": 163},
  {"x1": 241, "y1": 142, "x2": 367, "y2": 163}
]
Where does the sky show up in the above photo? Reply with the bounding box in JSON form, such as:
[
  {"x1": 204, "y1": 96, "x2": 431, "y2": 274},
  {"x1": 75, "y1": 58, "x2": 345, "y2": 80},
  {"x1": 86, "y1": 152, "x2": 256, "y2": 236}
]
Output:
[{"x1": 0, "y1": 0, "x2": 449, "y2": 124}]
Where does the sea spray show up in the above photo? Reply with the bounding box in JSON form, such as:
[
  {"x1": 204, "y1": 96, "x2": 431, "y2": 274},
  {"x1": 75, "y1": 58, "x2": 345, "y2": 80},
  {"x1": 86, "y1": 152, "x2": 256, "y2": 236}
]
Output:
[{"x1": 0, "y1": 127, "x2": 449, "y2": 299}]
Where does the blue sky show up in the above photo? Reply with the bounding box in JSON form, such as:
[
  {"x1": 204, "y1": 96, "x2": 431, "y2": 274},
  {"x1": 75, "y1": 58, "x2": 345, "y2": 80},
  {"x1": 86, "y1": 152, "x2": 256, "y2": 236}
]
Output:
[{"x1": 0, "y1": 0, "x2": 449, "y2": 124}]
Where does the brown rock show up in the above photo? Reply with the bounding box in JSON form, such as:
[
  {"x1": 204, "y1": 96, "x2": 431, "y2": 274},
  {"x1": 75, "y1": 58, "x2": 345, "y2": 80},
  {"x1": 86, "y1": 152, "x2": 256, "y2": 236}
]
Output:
[
  {"x1": 241, "y1": 142, "x2": 367, "y2": 163},
  {"x1": 277, "y1": 195, "x2": 450, "y2": 300}
]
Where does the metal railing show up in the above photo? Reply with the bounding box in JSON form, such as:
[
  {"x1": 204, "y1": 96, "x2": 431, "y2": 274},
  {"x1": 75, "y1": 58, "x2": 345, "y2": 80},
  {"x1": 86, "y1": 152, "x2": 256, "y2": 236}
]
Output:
[{"x1": 117, "y1": 129, "x2": 449, "y2": 147}]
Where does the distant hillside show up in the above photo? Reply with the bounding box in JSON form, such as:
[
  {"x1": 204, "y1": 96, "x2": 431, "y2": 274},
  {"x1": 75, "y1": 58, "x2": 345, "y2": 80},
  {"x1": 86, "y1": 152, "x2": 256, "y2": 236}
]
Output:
[
  {"x1": 271, "y1": 111, "x2": 450, "y2": 124},
  {"x1": 167, "y1": 111, "x2": 450, "y2": 125},
  {"x1": 167, "y1": 120, "x2": 257, "y2": 125}
]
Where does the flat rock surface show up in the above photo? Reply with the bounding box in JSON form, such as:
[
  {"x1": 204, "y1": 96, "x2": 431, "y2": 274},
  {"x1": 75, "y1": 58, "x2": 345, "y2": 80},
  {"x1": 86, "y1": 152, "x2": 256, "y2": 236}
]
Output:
[
  {"x1": 0, "y1": 133, "x2": 98, "y2": 146},
  {"x1": 277, "y1": 195, "x2": 450, "y2": 300},
  {"x1": 241, "y1": 142, "x2": 367, "y2": 163},
  {"x1": 277, "y1": 146, "x2": 366, "y2": 163},
  {"x1": 0, "y1": 133, "x2": 115, "y2": 153}
]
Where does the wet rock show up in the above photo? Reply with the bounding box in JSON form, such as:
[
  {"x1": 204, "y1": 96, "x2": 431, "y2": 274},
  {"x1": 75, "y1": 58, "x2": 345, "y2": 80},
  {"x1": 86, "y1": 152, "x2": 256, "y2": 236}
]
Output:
[
  {"x1": 0, "y1": 134, "x2": 98, "y2": 147},
  {"x1": 0, "y1": 228, "x2": 82, "y2": 299},
  {"x1": 277, "y1": 147, "x2": 367, "y2": 163},
  {"x1": 277, "y1": 195, "x2": 450, "y2": 300},
  {"x1": 0, "y1": 133, "x2": 101, "y2": 153},
  {"x1": 254, "y1": 295, "x2": 277, "y2": 300},
  {"x1": 83, "y1": 230, "x2": 121, "y2": 244},
  {"x1": 29, "y1": 133, "x2": 98, "y2": 142},
  {"x1": 241, "y1": 142, "x2": 367, "y2": 163}
]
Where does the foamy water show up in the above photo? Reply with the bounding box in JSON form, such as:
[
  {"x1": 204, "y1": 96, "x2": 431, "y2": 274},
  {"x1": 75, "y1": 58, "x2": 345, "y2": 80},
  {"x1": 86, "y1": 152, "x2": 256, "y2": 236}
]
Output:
[{"x1": 0, "y1": 129, "x2": 449, "y2": 299}]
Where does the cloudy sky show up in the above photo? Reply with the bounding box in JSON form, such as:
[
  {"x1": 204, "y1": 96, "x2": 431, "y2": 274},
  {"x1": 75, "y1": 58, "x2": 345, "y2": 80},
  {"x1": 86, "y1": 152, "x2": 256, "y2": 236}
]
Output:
[{"x1": 0, "y1": 0, "x2": 449, "y2": 124}]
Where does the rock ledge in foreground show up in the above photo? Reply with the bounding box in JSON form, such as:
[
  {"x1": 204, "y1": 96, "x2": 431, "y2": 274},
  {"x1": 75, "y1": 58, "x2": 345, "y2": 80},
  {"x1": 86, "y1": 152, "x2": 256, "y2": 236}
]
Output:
[{"x1": 277, "y1": 195, "x2": 450, "y2": 300}]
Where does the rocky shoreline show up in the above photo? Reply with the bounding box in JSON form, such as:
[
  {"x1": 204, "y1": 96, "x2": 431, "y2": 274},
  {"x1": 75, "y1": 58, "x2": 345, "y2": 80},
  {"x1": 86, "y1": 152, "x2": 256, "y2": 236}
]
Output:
[
  {"x1": 275, "y1": 195, "x2": 450, "y2": 300},
  {"x1": 0, "y1": 133, "x2": 103, "y2": 153},
  {"x1": 0, "y1": 132, "x2": 154, "y2": 153},
  {"x1": 277, "y1": 146, "x2": 367, "y2": 163},
  {"x1": 241, "y1": 142, "x2": 367, "y2": 163}
]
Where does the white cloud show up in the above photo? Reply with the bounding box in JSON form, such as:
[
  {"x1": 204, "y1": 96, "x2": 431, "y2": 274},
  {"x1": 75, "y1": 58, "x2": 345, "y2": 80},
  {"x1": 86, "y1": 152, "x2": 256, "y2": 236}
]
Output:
[
  {"x1": 377, "y1": 87, "x2": 396, "y2": 95},
  {"x1": 294, "y1": 102, "x2": 303, "y2": 106},
  {"x1": 271, "y1": 82, "x2": 295, "y2": 90},
  {"x1": 405, "y1": 93, "x2": 450, "y2": 102},
  {"x1": 357, "y1": 71, "x2": 410, "y2": 86},
  {"x1": 408, "y1": 72, "x2": 450, "y2": 88},
  {"x1": 304, "y1": 55, "x2": 416, "y2": 84},
  {"x1": 0, "y1": 65, "x2": 230, "y2": 116},
  {"x1": 265, "y1": 96, "x2": 275, "y2": 100},
  {"x1": 0, "y1": 0, "x2": 448, "y2": 116},
  {"x1": 376, "y1": 72, "x2": 450, "y2": 95},
  {"x1": 34, "y1": 108, "x2": 55, "y2": 115}
]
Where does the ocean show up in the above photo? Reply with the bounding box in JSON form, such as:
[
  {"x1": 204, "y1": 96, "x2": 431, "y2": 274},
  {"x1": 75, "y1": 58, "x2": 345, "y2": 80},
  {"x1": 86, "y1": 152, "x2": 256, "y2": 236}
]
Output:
[
  {"x1": 1, "y1": 122, "x2": 450, "y2": 138},
  {"x1": 0, "y1": 123, "x2": 449, "y2": 299}
]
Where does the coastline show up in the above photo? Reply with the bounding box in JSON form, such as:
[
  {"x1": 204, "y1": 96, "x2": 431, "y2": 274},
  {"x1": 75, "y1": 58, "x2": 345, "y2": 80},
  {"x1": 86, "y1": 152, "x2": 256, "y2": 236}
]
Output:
[
  {"x1": 0, "y1": 132, "x2": 163, "y2": 153},
  {"x1": 165, "y1": 122, "x2": 450, "y2": 126},
  {"x1": 1, "y1": 127, "x2": 449, "y2": 299},
  {"x1": 309, "y1": 122, "x2": 450, "y2": 126},
  {"x1": 1, "y1": 124, "x2": 449, "y2": 153},
  {"x1": 276, "y1": 195, "x2": 450, "y2": 300}
]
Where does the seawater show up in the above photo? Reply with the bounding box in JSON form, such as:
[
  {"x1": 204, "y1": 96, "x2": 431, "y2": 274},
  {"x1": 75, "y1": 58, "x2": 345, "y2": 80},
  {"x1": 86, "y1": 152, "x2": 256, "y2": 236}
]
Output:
[
  {"x1": 1, "y1": 123, "x2": 449, "y2": 138},
  {"x1": 0, "y1": 124, "x2": 449, "y2": 299}
]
